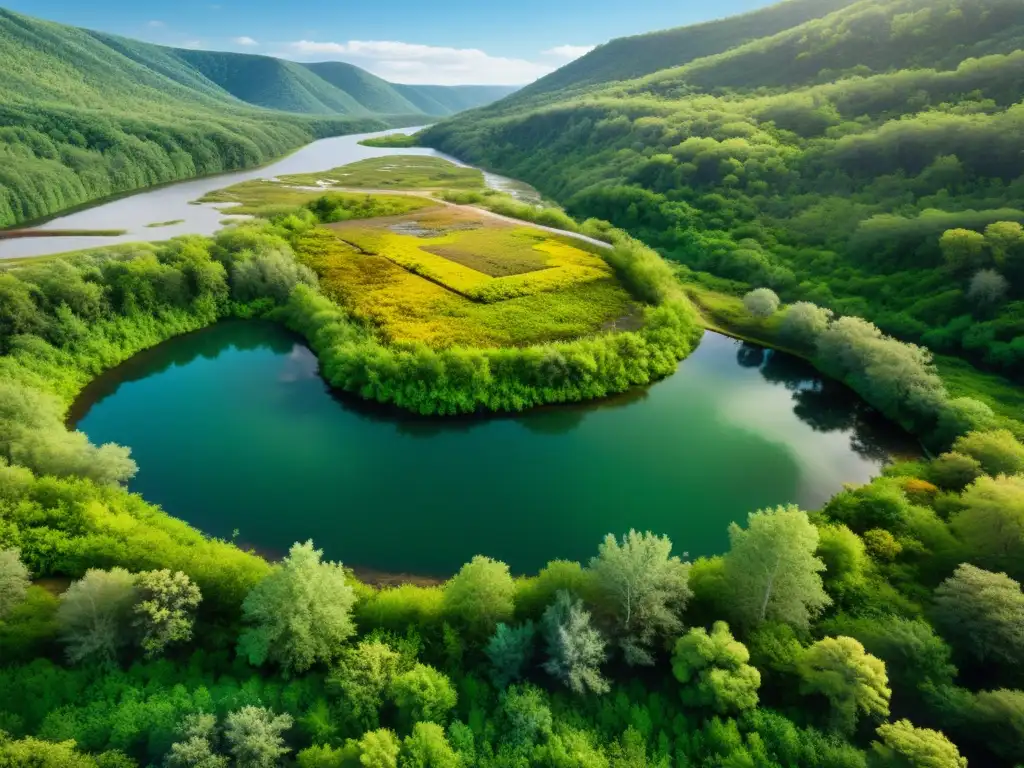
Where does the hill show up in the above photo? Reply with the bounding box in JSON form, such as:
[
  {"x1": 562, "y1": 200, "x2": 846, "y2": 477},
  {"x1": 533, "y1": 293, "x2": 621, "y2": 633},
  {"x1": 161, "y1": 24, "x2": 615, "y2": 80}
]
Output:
[
  {"x1": 0, "y1": 7, "x2": 515, "y2": 227},
  {"x1": 513, "y1": 0, "x2": 858, "y2": 102},
  {"x1": 423, "y1": 0, "x2": 1024, "y2": 381}
]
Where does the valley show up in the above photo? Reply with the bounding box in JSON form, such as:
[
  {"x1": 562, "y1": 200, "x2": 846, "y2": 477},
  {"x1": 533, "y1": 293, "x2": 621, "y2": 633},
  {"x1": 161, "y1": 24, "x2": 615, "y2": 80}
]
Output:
[{"x1": 0, "y1": 1, "x2": 1022, "y2": 767}]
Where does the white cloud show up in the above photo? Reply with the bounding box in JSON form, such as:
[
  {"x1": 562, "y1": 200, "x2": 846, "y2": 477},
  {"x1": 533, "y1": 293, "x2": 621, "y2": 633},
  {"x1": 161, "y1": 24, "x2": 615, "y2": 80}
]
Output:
[
  {"x1": 181, "y1": 39, "x2": 205, "y2": 49},
  {"x1": 287, "y1": 39, "x2": 553, "y2": 85},
  {"x1": 543, "y1": 44, "x2": 595, "y2": 60},
  {"x1": 147, "y1": 20, "x2": 165, "y2": 28},
  {"x1": 233, "y1": 36, "x2": 258, "y2": 46}
]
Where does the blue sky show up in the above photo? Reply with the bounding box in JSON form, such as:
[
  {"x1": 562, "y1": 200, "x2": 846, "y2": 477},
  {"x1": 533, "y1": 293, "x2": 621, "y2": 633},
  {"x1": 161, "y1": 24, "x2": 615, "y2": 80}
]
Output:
[{"x1": 10, "y1": 0, "x2": 778, "y2": 85}]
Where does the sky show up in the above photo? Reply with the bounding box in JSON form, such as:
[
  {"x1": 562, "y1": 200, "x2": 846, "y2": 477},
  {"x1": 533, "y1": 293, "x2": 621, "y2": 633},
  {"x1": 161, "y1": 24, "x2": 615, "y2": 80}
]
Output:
[{"x1": 8, "y1": 0, "x2": 778, "y2": 85}]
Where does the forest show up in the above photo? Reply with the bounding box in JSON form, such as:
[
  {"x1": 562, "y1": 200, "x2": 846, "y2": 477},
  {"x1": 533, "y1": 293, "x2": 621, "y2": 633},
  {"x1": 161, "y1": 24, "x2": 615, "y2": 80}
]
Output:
[
  {"x1": 421, "y1": 0, "x2": 1024, "y2": 379},
  {"x1": 0, "y1": 7, "x2": 514, "y2": 229},
  {"x1": 0, "y1": 185, "x2": 1022, "y2": 764}
]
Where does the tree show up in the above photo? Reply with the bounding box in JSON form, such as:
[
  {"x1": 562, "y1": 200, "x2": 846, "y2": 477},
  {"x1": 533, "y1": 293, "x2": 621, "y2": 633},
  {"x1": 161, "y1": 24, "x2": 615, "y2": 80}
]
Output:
[
  {"x1": 984, "y1": 221, "x2": 1024, "y2": 264},
  {"x1": 442, "y1": 556, "x2": 515, "y2": 638},
  {"x1": 237, "y1": 540, "x2": 356, "y2": 674},
  {"x1": 498, "y1": 684, "x2": 553, "y2": 748},
  {"x1": 952, "y1": 429, "x2": 1024, "y2": 477},
  {"x1": 357, "y1": 729, "x2": 401, "y2": 768},
  {"x1": 743, "y1": 288, "x2": 780, "y2": 319},
  {"x1": 0, "y1": 548, "x2": 29, "y2": 618},
  {"x1": 940, "y1": 229, "x2": 987, "y2": 271},
  {"x1": 132, "y1": 569, "x2": 201, "y2": 658},
  {"x1": 400, "y1": 722, "x2": 461, "y2": 768},
  {"x1": 967, "y1": 269, "x2": 1009, "y2": 307},
  {"x1": 722, "y1": 506, "x2": 831, "y2": 631},
  {"x1": 780, "y1": 302, "x2": 832, "y2": 349},
  {"x1": 672, "y1": 622, "x2": 761, "y2": 714},
  {"x1": 871, "y1": 720, "x2": 966, "y2": 768},
  {"x1": 541, "y1": 590, "x2": 610, "y2": 695},
  {"x1": 588, "y1": 530, "x2": 691, "y2": 666},
  {"x1": 327, "y1": 640, "x2": 402, "y2": 731},
  {"x1": 223, "y1": 706, "x2": 292, "y2": 768},
  {"x1": 799, "y1": 636, "x2": 891, "y2": 734},
  {"x1": 951, "y1": 475, "x2": 1024, "y2": 577},
  {"x1": 485, "y1": 621, "x2": 536, "y2": 689},
  {"x1": 389, "y1": 664, "x2": 457, "y2": 727},
  {"x1": 822, "y1": 615, "x2": 956, "y2": 700},
  {"x1": 816, "y1": 524, "x2": 867, "y2": 589},
  {"x1": 933, "y1": 564, "x2": 1024, "y2": 667},
  {"x1": 933, "y1": 398, "x2": 996, "y2": 447},
  {"x1": 57, "y1": 567, "x2": 137, "y2": 665},
  {"x1": 166, "y1": 713, "x2": 227, "y2": 768},
  {"x1": 863, "y1": 529, "x2": 902, "y2": 562},
  {"x1": 928, "y1": 452, "x2": 983, "y2": 491}
]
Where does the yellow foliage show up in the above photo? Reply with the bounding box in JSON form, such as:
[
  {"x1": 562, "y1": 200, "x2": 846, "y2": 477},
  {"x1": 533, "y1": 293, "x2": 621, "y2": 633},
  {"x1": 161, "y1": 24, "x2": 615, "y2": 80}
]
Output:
[{"x1": 294, "y1": 227, "x2": 636, "y2": 348}]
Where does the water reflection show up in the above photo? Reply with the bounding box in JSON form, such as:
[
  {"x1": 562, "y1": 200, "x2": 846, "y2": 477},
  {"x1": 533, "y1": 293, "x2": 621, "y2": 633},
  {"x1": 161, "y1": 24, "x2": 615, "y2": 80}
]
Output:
[
  {"x1": 72, "y1": 323, "x2": 918, "y2": 574},
  {"x1": 739, "y1": 341, "x2": 914, "y2": 463}
]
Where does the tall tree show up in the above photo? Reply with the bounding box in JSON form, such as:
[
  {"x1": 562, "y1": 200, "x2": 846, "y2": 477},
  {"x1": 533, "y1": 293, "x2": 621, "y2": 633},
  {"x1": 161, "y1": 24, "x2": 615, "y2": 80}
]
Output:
[
  {"x1": 588, "y1": 530, "x2": 691, "y2": 666},
  {"x1": 389, "y1": 664, "x2": 457, "y2": 727},
  {"x1": 722, "y1": 506, "x2": 831, "y2": 631},
  {"x1": 57, "y1": 568, "x2": 137, "y2": 665},
  {"x1": 798, "y1": 636, "x2": 891, "y2": 734},
  {"x1": 871, "y1": 719, "x2": 967, "y2": 768},
  {"x1": 933, "y1": 563, "x2": 1024, "y2": 668},
  {"x1": 222, "y1": 706, "x2": 292, "y2": 768},
  {"x1": 132, "y1": 569, "x2": 202, "y2": 659},
  {"x1": 237, "y1": 540, "x2": 356, "y2": 674},
  {"x1": 951, "y1": 475, "x2": 1024, "y2": 578},
  {"x1": 541, "y1": 590, "x2": 610, "y2": 695},
  {"x1": 442, "y1": 556, "x2": 515, "y2": 638},
  {"x1": 485, "y1": 621, "x2": 536, "y2": 689},
  {"x1": 0, "y1": 548, "x2": 29, "y2": 618},
  {"x1": 671, "y1": 621, "x2": 761, "y2": 714},
  {"x1": 165, "y1": 713, "x2": 227, "y2": 768},
  {"x1": 327, "y1": 640, "x2": 402, "y2": 731},
  {"x1": 400, "y1": 722, "x2": 461, "y2": 768}
]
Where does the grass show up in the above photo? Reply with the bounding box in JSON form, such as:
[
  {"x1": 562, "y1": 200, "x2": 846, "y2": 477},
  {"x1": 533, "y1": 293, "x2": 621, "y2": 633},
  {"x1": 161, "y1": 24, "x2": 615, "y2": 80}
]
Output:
[
  {"x1": 279, "y1": 155, "x2": 485, "y2": 191},
  {"x1": 358, "y1": 133, "x2": 421, "y2": 148},
  {"x1": 195, "y1": 180, "x2": 436, "y2": 217},
  {"x1": 295, "y1": 209, "x2": 636, "y2": 348},
  {"x1": 145, "y1": 219, "x2": 185, "y2": 228},
  {"x1": 0, "y1": 242, "x2": 157, "y2": 269},
  {"x1": 335, "y1": 217, "x2": 609, "y2": 304}
]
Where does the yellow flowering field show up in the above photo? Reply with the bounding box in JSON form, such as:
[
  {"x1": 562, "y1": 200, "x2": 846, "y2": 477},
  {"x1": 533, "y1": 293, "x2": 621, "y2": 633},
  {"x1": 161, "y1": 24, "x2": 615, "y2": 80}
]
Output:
[{"x1": 293, "y1": 215, "x2": 637, "y2": 348}]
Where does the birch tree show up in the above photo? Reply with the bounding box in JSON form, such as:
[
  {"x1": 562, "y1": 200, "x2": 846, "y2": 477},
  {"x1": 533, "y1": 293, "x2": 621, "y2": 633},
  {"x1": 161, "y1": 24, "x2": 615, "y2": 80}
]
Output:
[
  {"x1": 722, "y1": 506, "x2": 830, "y2": 631},
  {"x1": 588, "y1": 530, "x2": 691, "y2": 666}
]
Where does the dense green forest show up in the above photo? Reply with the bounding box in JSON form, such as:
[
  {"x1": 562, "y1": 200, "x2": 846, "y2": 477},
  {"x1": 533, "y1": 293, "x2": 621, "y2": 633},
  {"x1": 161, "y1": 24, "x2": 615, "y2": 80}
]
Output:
[
  {"x1": 422, "y1": 0, "x2": 1024, "y2": 379},
  {"x1": 0, "y1": 7, "x2": 515, "y2": 229},
  {"x1": 1, "y1": 187, "x2": 1023, "y2": 765}
]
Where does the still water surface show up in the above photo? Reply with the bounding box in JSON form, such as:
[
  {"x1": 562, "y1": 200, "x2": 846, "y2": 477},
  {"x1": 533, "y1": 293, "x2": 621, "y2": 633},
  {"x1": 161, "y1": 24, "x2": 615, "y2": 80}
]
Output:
[
  {"x1": 72, "y1": 321, "x2": 916, "y2": 576},
  {"x1": 1, "y1": 127, "x2": 540, "y2": 260}
]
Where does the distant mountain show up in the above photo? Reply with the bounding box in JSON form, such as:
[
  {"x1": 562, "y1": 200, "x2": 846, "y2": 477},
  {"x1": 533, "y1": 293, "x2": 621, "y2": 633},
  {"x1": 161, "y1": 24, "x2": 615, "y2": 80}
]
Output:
[
  {"x1": 0, "y1": 7, "x2": 517, "y2": 227},
  {"x1": 511, "y1": 0, "x2": 859, "y2": 102}
]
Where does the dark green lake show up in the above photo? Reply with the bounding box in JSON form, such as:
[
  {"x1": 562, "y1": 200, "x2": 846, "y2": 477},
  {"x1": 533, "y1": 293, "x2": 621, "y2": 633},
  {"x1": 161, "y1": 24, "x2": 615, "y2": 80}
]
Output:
[{"x1": 72, "y1": 321, "x2": 916, "y2": 577}]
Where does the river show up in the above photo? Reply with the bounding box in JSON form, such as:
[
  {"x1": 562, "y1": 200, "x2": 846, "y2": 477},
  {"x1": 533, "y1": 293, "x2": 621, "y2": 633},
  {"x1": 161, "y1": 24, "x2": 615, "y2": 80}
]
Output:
[
  {"x1": 71, "y1": 321, "x2": 916, "y2": 577},
  {"x1": 0, "y1": 126, "x2": 541, "y2": 260}
]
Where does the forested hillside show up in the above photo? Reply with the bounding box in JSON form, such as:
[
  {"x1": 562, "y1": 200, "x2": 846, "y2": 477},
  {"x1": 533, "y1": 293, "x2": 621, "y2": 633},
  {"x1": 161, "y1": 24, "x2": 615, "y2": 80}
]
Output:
[
  {"x1": 423, "y1": 0, "x2": 1024, "y2": 379},
  {"x1": 512, "y1": 0, "x2": 858, "y2": 102},
  {"x1": 0, "y1": 7, "x2": 516, "y2": 228}
]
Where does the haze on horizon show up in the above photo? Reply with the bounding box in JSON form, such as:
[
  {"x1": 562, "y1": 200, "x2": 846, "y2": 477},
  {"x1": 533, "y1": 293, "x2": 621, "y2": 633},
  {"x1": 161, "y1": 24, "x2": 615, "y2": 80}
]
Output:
[{"x1": 4, "y1": 0, "x2": 784, "y2": 85}]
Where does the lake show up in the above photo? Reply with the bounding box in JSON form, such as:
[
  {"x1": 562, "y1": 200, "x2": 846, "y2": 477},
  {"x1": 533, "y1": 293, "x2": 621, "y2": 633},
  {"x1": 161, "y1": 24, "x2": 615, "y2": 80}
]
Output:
[
  {"x1": 71, "y1": 321, "x2": 917, "y2": 577},
  {"x1": 0, "y1": 126, "x2": 541, "y2": 260}
]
